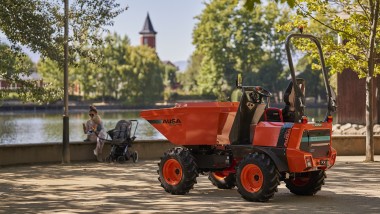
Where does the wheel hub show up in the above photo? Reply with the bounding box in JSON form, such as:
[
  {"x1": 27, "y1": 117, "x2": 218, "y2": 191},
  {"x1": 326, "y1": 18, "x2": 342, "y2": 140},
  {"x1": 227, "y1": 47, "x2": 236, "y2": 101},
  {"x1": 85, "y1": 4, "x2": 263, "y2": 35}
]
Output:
[
  {"x1": 241, "y1": 164, "x2": 263, "y2": 193},
  {"x1": 162, "y1": 159, "x2": 183, "y2": 185}
]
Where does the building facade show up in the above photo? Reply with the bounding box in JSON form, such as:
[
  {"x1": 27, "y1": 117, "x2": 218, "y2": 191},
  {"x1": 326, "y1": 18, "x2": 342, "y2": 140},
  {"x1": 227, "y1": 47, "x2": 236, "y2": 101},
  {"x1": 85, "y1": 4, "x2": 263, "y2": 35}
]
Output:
[{"x1": 337, "y1": 68, "x2": 380, "y2": 124}]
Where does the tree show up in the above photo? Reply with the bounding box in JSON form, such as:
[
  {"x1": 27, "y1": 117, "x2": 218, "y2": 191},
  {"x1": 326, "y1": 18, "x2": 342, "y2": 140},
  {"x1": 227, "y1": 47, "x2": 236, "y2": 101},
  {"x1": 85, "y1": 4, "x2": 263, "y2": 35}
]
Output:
[
  {"x1": 193, "y1": 0, "x2": 291, "y2": 100},
  {"x1": 38, "y1": 32, "x2": 165, "y2": 104},
  {"x1": 279, "y1": 0, "x2": 380, "y2": 161},
  {"x1": 179, "y1": 53, "x2": 203, "y2": 94},
  {"x1": 0, "y1": 0, "x2": 125, "y2": 102},
  {"x1": 163, "y1": 63, "x2": 179, "y2": 102},
  {"x1": 95, "y1": 33, "x2": 164, "y2": 104},
  {"x1": 95, "y1": 33, "x2": 131, "y2": 101},
  {"x1": 121, "y1": 45, "x2": 165, "y2": 105},
  {"x1": 0, "y1": 43, "x2": 61, "y2": 103},
  {"x1": 296, "y1": 55, "x2": 326, "y2": 102}
]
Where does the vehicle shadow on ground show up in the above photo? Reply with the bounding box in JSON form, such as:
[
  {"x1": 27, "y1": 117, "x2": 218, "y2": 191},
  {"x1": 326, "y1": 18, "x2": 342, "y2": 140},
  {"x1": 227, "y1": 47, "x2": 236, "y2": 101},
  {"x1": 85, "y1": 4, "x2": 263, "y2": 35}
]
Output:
[{"x1": 0, "y1": 160, "x2": 380, "y2": 213}]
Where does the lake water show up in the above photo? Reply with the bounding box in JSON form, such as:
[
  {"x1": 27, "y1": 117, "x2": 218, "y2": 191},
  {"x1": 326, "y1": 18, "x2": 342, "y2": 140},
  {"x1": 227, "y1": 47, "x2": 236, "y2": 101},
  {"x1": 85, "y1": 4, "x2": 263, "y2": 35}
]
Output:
[
  {"x1": 0, "y1": 108, "x2": 332, "y2": 145},
  {"x1": 0, "y1": 110, "x2": 165, "y2": 145}
]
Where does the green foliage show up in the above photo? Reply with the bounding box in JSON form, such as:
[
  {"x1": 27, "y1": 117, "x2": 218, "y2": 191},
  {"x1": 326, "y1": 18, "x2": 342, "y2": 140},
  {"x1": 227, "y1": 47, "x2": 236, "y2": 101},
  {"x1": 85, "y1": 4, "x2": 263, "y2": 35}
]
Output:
[
  {"x1": 179, "y1": 53, "x2": 203, "y2": 93},
  {"x1": 0, "y1": 0, "x2": 125, "y2": 103},
  {"x1": 53, "y1": 32, "x2": 165, "y2": 105},
  {"x1": 37, "y1": 58, "x2": 63, "y2": 89},
  {"x1": 243, "y1": 0, "x2": 296, "y2": 10},
  {"x1": 95, "y1": 33, "x2": 131, "y2": 100},
  {"x1": 278, "y1": 0, "x2": 380, "y2": 77},
  {"x1": 0, "y1": 43, "x2": 61, "y2": 103},
  {"x1": 163, "y1": 63, "x2": 178, "y2": 102},
  {"x1": 296, "y1": 55, "x2": 325, "y2": 99},
  {"x1": 123, "y1": 45, "x2": 164, "y2": 104},
  {"x1": 192, "y1": 0, "x2": 291, "y2": 99}
]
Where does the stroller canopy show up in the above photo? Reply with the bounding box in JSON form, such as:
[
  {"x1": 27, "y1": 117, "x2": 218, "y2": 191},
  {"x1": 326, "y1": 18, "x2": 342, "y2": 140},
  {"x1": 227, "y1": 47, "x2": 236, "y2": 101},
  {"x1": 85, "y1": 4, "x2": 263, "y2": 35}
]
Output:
[{"x1": 109, "y1": 120, "x2": 132, "y2": 143}]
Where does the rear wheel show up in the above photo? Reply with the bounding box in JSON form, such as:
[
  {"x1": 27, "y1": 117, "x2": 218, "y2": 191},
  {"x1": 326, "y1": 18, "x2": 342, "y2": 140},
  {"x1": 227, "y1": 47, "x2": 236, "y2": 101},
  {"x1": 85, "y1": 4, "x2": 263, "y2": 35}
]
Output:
[
  {"x1": 236, "y1": 153, "x2": 280, "y2": 202},
  {"x1": 117, "y1": 156, "x2": 126, "y2": 163},
  {"x1": 105, "y1": 156, "x2": 112, "y2": 163},
  {"x1": 132, "y1": 151, "x2": 138, "y2": 163},
  {"x1": 284, "y1": 170, "x2": 326, "y2": 195},
  {"x1": 158, "y1": 147, "x2": 198, "y2": 195},
  {"x1": 208, "y1": 172, "x2": 235, "y2": 189}
]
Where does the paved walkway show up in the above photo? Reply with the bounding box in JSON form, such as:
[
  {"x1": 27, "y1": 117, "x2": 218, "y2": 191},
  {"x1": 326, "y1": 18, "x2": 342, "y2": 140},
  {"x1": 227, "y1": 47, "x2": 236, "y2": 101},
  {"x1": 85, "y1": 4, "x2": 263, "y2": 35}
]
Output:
[{"x1": 0, "y1": 156, "x2": 380, "y2": 213}]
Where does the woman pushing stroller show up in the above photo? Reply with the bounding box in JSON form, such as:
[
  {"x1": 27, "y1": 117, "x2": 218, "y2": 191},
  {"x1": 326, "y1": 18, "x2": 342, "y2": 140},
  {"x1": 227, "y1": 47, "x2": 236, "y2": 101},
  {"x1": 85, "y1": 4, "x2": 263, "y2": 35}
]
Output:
[{"x1": 83, "y1": 105, "x2": 106, "y2": 162}]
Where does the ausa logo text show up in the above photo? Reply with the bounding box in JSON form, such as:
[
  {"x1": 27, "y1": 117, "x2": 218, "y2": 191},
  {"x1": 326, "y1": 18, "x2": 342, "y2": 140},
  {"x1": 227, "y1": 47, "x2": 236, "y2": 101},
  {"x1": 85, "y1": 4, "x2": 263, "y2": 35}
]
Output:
[{"x1": 163, "y1": 118, "x2": 182, "y2": 125}]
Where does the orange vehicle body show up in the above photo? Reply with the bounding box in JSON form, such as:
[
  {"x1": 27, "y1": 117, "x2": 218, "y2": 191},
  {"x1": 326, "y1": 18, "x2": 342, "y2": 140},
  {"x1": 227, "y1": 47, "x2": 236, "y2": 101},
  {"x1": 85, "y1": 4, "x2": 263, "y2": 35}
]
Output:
[
  {"x1": 140, "y1": 102, "x2": 337, "y2": 173},
  {"x1": 140, "y1": 102, "x2": 239, "y2": 146},
  {"x1": 140, "y1": 33, "x2": 338, "y2": 201}
]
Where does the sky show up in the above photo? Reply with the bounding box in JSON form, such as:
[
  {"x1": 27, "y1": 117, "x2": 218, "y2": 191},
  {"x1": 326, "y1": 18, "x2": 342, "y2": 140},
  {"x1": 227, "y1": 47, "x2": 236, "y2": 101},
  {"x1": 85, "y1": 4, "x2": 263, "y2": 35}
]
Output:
[
  {"x1": 110, "y1": 0, "x2": 206, "y2": 63},
  {"x1": 1, "y1": 0, "x2": 206, "y2": 65}
]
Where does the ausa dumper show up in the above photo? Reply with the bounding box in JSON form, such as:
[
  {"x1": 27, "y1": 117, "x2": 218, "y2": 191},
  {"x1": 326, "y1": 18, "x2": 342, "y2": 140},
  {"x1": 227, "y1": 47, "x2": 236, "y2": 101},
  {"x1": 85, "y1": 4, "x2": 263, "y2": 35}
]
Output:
[{"x1": 140, "y1": 33, "x2": 337, "y2": 202}]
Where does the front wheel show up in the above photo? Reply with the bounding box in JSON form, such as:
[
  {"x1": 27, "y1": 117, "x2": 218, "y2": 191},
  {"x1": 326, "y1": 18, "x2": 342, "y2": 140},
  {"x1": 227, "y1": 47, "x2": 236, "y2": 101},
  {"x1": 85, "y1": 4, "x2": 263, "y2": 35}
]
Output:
[
  {"x1": 236, "y1": 153, "x2": 280, "y2": 202},
  {"x1": 158, "y1": 147, "x2": 198, "y2": 195},
  {"x1": 208, "y1": 172, "x2": 235, "y2": 189},
  {"x1": 284, "y1": 170, "x2": 326, "y2": 195}
]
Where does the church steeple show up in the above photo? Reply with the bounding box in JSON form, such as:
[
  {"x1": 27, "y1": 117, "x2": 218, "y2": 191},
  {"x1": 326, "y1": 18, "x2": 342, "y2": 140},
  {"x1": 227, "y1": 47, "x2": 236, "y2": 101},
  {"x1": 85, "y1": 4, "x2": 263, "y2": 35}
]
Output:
[{"x1": 139, "y1": 13, "x2": 157, "y2": 49}]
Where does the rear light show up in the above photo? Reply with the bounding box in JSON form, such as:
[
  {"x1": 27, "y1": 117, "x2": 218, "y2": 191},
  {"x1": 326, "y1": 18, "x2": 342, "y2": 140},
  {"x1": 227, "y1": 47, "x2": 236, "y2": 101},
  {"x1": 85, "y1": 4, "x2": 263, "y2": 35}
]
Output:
[
  {"x1": 327, "y1": 115, "x2": 333, "y2": 123},
  {"x1": 301, "y1": 116, "x2": 308, "y2": 124},
  {"x1": 305, "y1": 156, "x2": 313, "y2": 168}
]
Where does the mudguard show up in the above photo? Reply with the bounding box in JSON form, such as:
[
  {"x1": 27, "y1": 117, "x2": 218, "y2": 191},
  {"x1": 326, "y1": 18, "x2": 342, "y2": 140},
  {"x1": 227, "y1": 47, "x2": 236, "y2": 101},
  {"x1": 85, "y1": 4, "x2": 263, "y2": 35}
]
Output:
[{"x1": 230, "y1": 145, "x2": 289, "y2": 172}]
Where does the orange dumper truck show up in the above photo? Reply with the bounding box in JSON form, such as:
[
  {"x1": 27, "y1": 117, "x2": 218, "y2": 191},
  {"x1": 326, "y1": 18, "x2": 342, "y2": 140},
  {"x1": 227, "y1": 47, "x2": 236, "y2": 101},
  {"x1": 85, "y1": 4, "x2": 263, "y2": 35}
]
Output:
[{"x1": 140, "y1": 33, "x2": 337, "y2": 202}]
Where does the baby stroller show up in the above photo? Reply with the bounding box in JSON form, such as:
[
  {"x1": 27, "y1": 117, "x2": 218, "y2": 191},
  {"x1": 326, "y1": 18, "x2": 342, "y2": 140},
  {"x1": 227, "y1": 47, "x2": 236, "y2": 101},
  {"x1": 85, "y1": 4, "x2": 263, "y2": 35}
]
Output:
[{"x1": 105, "y1": 119, "x2": 139, "y2": 163}]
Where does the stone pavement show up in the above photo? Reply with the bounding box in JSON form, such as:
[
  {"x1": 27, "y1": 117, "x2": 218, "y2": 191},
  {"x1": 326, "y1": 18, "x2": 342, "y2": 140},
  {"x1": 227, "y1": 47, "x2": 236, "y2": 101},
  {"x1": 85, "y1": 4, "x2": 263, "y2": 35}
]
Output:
[{"x1": 0, "y1": 156, "x2": 380, "y2": 213}]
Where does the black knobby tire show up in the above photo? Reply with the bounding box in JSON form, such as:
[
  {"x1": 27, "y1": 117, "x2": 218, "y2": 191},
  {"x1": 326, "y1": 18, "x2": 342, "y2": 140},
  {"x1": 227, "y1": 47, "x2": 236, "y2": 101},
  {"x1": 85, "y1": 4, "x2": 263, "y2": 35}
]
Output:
[
  {"x1": 236, "y1": 152, "x2": 280, "y2": 202},
  {"x1": 208, "y1": 172, "x2": 236, "y2": 189},
  {"x1": 284, "y1": 170, "x2": 326, "y2": 196},
  {"x1": 158, "y1": 147, "x2": 199, "y2": 195}
]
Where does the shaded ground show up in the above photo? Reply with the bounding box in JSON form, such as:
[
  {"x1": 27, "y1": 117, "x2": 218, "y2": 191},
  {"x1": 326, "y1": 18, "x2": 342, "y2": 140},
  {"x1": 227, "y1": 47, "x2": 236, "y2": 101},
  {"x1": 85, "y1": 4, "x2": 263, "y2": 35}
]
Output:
[{"x1": 0, "y1": 156, "x2": 380, "y2": 213}]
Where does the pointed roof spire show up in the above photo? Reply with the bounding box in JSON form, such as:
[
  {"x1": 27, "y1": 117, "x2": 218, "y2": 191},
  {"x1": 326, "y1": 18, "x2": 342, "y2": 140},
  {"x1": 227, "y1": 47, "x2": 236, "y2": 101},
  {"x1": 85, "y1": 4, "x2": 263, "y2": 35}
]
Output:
[{"x1": 139, "y1": 13, "x2": 157, "y2": 35}]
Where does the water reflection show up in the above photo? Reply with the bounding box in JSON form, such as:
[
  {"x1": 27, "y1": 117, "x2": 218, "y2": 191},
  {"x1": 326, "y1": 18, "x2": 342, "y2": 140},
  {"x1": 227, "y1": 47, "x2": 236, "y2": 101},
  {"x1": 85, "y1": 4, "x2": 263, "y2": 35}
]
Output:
[{"x1": 0, "y1": 110, "x2": 165, "y2": 145}]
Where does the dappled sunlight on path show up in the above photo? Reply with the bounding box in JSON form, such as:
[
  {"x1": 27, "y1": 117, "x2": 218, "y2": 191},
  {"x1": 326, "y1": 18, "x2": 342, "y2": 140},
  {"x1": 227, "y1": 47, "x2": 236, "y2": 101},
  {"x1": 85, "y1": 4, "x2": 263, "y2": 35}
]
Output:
[{"x1": 0, "y1": 159, "x2": 380, "y2": 213}]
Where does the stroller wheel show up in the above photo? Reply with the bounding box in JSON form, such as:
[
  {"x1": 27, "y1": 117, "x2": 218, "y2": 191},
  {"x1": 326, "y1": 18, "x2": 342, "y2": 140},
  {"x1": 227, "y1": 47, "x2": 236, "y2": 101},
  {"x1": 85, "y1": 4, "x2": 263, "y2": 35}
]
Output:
[
  {"x1": 105, "y1": 156, "x2": 112, "y2": 163},
  {"x1": 117, "y1": 156, "x2": 126, "y2": 163},
  {"x1": 132, "y1": 151, "x2": 138, "y2": 163},
  {"x1": 124, "y1": 152, "x2": 131, "y2": 161}
]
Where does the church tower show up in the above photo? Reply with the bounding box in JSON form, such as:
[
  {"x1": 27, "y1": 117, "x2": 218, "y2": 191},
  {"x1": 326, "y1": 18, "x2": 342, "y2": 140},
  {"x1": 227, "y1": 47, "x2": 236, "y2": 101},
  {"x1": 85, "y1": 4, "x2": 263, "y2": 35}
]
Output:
[{"x1": 139, "y1": 13, "x2": 157, "y2": 49}]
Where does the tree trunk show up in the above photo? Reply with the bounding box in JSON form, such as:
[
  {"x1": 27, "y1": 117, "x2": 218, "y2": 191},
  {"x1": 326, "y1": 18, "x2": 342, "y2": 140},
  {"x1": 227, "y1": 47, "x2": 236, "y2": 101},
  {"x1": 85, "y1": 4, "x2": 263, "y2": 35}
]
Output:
[
  {"x1": 365, "y1": 0, "x2": 380, "y2": 162},
  {"x1": 365, "y1": 75, "x2": 374, "y2": 162}
]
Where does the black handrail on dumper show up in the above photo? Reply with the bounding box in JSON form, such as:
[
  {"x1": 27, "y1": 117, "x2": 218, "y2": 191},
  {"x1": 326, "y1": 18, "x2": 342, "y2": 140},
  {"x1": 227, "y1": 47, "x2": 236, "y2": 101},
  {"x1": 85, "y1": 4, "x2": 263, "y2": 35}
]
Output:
[{"x1": 285, "y1": 33, "x2": 337, "y2": 122}]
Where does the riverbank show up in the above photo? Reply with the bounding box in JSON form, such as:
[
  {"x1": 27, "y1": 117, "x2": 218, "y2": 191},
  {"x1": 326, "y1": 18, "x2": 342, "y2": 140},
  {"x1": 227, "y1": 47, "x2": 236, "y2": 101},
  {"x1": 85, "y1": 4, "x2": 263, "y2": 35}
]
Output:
[{"x1": 1, "y1": 137, "x2": 380, "y2": 166}]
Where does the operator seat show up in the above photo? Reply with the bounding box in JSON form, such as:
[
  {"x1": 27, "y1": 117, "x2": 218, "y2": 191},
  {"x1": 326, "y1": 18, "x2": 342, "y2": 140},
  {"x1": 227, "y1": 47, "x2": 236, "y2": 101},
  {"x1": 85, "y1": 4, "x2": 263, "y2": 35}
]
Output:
[
  {"x1": 282, "y1": 79, "x2": 305, "y2": 122},
  {"x1": 229, "y1": 89, "x2": 265, "y2": 145}
]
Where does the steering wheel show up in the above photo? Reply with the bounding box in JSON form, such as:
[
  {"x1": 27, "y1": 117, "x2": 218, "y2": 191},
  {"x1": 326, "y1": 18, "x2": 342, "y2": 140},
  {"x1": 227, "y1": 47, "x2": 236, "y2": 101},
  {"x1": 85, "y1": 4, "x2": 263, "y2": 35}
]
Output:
[{"x1": 253, "y1": 86, "x2": 272, "y2": 97}]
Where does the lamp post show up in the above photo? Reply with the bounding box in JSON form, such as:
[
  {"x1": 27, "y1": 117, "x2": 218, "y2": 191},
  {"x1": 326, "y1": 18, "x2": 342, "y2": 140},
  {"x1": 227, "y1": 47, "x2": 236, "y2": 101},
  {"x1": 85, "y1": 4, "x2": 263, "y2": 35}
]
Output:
[{"x1": 62, "y1": 0, "x2": 70, "y2": 163}]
